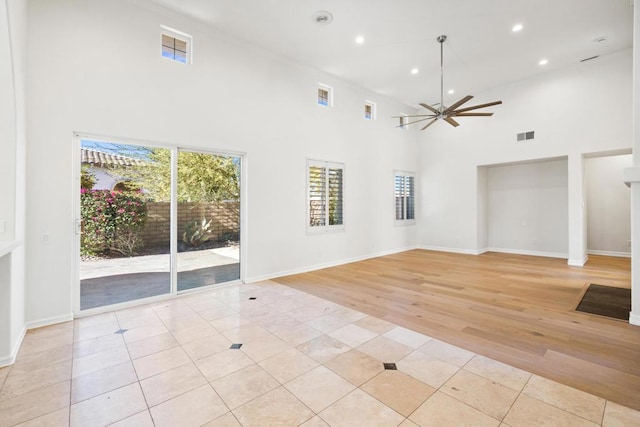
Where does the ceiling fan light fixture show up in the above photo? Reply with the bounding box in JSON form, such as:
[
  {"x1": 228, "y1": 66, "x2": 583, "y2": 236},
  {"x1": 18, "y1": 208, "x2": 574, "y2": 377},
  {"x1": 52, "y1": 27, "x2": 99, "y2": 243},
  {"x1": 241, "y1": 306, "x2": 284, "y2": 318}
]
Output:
[{"x1": 393, "y1": 34, "x2": 502, "y2": 131}]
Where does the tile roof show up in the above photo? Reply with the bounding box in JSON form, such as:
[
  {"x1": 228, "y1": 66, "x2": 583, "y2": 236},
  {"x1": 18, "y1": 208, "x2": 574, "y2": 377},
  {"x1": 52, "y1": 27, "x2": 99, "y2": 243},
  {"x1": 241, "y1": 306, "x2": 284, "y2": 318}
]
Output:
[{"x1": 81, "y1": 148, "x2": 144, "y2": 167}]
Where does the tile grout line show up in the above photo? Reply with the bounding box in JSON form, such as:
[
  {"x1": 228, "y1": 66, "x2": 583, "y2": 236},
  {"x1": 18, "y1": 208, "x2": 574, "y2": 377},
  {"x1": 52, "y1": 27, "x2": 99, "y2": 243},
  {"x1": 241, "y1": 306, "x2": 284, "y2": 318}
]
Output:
[
  {"x1": 115, "y1": 310, "x2": 154, "y2": 426},
  {"x1": 208, "y1": 298, "x2": 318, "y2": 424},
  {"x1": 517, "y1": 374, "x2": 607, "y2": 426}
]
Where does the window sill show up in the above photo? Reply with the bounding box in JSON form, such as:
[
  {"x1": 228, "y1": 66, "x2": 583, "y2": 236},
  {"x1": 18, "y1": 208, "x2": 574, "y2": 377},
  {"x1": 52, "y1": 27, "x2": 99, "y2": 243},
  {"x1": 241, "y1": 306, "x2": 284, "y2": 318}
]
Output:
[{"x1": 306, "y1": 227, "x2": 345, "y2": 235}]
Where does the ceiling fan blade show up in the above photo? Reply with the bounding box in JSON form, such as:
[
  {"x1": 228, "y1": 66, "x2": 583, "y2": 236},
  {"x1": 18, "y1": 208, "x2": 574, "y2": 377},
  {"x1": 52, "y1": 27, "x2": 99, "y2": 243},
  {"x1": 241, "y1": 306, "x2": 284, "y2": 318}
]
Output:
[
  {"x1": 421, "y1": 118, "x2": 438, "y2": 130},
  {"x1": 443, "y1": 95, "x2": 473, "y2": 114},
  {"x1": 454, "y1": 100, "x2": 503, "y2": 114},
  {"x1": 452, "y1": 112, "x2": 494, "y2": 117},
  {"x1": 419, "y1": 103, "x2": 440, "y2": 115},
  {"x1": 397, "y1": 117, "x2": 436, "y2": 128},
  {"x1": 444, "y1": 117, "x2": 460, "y2": 127},
  {"x1": 392, "y1": 114, "x2": 436, "y2": 118}
]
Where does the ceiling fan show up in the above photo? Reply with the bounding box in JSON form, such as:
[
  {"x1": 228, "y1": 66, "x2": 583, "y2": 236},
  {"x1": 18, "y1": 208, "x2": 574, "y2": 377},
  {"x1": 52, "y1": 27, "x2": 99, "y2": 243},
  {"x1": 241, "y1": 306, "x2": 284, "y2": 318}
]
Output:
[{"x1": 394, "y1": 35, "x2": 502, "y2": 131}]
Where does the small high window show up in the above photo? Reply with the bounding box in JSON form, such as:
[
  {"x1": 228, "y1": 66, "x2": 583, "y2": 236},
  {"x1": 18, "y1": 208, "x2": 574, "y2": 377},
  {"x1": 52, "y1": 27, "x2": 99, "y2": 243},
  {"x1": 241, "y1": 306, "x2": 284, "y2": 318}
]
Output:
[
  {"x1": 318, "y1": 84, "x2": 333, "y2": 107},
  {"x1": 364, "y1": 101, "x2": 376, "y2": 120},
  {"x1": 161, "y1": 26, "x2": 191, "y2": 64},
  {"x1": 399, "y1": 114, "x2": 409, "y2": 129}
]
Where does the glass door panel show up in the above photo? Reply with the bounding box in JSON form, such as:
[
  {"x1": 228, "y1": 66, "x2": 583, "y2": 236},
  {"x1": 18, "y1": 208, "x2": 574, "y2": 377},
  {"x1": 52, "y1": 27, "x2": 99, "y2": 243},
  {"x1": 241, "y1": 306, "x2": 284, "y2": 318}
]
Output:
[
  {"x1": 80, "y1": 140, "x2": 171, "y2": 309},
  {"x1": 176, "y1": 150, "x2": 241, "y2": 291}
]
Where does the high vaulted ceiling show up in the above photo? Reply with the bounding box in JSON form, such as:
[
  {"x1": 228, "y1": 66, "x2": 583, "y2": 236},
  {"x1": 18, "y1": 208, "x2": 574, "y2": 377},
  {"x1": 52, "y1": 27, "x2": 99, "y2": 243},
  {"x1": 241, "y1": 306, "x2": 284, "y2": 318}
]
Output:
[{"x1": 145, "y1": 0, "x2": 634, "y2": 108}]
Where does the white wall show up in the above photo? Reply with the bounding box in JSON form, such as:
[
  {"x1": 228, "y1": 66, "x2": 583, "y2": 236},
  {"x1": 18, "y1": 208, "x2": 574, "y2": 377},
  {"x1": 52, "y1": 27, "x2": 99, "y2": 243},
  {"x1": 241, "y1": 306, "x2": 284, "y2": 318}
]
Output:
[
  {"x1": 586, "y1": 154, "x2": 632, "y2": 256},
  {"x1": 629, "y1": 0, "x2": 640, "y2": 325},
  {"x1": 25, "y1": 0, "x2": 418, "y2": 323},
  {"x1": 418, "y1": 50, "x2": 632, "y2": 262},
  {"x1": 0, "y1": 0, "x2": 27, "y2": 365},
  {"x1": 0, "y1": 0, "x2": 15, "y2": 241},
  {"x1": 89, "y1": 166, "x2": 119, "y2": 191},
  {"x1": 486, "y1": 159, "x2": 568, "y2": 257}
]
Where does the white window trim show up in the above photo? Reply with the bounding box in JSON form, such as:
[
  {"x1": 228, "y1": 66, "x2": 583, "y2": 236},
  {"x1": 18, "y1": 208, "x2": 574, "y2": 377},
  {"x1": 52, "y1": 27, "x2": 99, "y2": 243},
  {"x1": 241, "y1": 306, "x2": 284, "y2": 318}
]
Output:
[
  {"x1": 394, "y1": 170, "x2": 416, "y2": 226},
  {"x1": 364, "y1": 100, "x2": 377, "y2": 120},
  {"x1": 161, "y1": 25, "x2": 193, "y2": 64},
  {"x1": 306, "y1": 159, "x2": 345, "y2": 234},
  {"x1": 317, "y1": 83, "x2": 334, "y2": 107}
]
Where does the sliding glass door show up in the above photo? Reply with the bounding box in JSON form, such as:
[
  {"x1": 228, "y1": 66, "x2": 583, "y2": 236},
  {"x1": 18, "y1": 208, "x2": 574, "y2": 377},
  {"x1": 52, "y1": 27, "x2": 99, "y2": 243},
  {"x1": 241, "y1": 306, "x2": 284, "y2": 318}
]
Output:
[
  {"x1": 177, "y1": 150, "x2": 241, "y2": 291},
  {"x1": 77, "y1": 138, "x2": 242, "y2": 311}
]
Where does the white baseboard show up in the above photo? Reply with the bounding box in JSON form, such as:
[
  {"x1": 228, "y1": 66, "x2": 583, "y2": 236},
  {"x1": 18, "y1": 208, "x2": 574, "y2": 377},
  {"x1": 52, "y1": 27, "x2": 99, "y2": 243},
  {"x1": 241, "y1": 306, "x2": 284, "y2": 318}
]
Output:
[
  {"x1": 487, "y1": 247, "x2": 568, "y2": 259},
  {"x1": 25, "y1": 313, "x2": 74, "y2": 330},
  {"x1": 630, "y1": 312, "x2": 640, "y2": 327},
  {"x1": 587, "y1": 250, "x2": 631, "y2": 258},
  {"x1": 0, "y1": 325, "x2": 26, "y2": 368},
  {"x1": 568, "y1": 255, "x2": 589, "y2": 267},
  {"x1": 245, "y1": 245, "x2": 419, "y2": 283},
  {"x1": 417, "y1": 245, "x2": 485, "y2": 256},
  {"x1": 1, "y1": 314, "x2": 73, "y2": 367}
]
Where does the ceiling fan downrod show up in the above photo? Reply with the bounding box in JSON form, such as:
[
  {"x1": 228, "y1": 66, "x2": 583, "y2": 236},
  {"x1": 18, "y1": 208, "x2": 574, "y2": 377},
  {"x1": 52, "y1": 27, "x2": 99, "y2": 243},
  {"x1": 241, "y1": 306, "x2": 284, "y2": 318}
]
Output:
[{"x1": 437, "y1": 35, "x2": 446, "y2": 115}]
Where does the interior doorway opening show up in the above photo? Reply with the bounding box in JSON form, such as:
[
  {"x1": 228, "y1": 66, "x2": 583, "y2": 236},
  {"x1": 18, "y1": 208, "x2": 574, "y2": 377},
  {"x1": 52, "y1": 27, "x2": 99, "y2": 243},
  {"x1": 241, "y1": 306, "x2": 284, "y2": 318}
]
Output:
[{"x1": 584, "y1": 153, "x2": 632, "y2": 259}]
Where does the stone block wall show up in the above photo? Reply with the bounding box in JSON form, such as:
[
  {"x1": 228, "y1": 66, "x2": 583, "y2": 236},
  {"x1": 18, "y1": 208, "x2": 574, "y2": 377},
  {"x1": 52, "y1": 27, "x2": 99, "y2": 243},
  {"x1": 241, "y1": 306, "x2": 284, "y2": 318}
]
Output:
[{"x1": 138, "y1": 201, "x2": 239, "y2": 248}]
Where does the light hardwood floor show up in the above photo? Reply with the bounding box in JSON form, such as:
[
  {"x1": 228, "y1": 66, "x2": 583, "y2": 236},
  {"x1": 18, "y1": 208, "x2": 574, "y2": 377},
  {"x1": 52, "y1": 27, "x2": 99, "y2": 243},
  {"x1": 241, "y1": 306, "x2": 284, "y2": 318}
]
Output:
[{"x1": 273, "y1": 250, "x2": 640, "y2": 411}]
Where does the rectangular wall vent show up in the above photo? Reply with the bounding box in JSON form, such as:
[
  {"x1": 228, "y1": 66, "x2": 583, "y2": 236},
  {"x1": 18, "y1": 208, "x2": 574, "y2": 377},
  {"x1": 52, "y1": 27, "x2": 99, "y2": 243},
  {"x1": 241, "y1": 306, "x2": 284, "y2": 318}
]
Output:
[{"x1": 516, "y1": 131, "x2": 535, "y2": 142}]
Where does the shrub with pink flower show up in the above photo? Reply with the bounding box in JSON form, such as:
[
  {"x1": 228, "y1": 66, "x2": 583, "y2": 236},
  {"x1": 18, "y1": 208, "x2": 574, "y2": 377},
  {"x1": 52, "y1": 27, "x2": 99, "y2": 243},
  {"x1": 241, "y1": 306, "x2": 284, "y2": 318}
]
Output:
[{"x1": 81, "y1": 189, "x2": 148, "y2": 256}]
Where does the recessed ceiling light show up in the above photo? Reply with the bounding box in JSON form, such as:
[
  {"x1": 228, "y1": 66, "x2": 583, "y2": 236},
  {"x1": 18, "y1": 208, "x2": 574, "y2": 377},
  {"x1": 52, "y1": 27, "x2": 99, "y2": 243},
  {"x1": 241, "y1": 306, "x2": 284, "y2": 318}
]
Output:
[
  {"x1": 512, "y1": 24, "x2": 523, "y2": 32},
  {"x1": 311, "y1": 11, "x2": 333, "y2": 25},
  {"x1": 355, "y1": 35, "x2": 365, "y2": 44},
  {"x1": 411, "y1": 68, "x2": 419, "y2": 75},
  {"x1": 448, "y1": 89, "x2": 455, "y2": 94},
  {"x1": 538, "y1": 58, "x2": 549, "y2": 66}
]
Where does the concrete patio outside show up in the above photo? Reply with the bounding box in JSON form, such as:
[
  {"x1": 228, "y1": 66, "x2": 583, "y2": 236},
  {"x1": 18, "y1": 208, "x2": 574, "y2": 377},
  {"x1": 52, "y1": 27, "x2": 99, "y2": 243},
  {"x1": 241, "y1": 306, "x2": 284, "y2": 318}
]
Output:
[{"x1": 80, "y1": 246, "x2": 240, "y2": 309}]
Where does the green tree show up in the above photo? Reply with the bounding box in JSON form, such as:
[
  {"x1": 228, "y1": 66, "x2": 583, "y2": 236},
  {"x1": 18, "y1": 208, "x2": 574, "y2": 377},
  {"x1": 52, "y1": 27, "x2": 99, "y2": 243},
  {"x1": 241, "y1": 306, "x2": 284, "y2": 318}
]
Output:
[
  {"x1": 117, "y1": 149, "x2": 240, "y2": 202},
  {"x1": 81, "y1": 164, "x2": 96, "y2": 190}
]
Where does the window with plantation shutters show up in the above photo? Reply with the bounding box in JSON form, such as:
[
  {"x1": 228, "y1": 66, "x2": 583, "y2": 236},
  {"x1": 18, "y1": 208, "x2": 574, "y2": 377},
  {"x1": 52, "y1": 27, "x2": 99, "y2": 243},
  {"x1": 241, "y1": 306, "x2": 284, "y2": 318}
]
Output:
[
  {"x1": 394, "y1": 172, "x2": 415, "y2": 224},
  {"x1": 307, "y1": 160, "x2": 345, "y2": 233}
]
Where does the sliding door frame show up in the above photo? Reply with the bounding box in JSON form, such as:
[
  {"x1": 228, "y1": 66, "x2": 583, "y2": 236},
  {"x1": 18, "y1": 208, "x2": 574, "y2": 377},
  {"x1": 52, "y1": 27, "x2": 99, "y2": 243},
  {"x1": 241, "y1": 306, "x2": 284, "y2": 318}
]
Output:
[{"x1": 72, "y1": 132, "x2": 247, "y2": 317}]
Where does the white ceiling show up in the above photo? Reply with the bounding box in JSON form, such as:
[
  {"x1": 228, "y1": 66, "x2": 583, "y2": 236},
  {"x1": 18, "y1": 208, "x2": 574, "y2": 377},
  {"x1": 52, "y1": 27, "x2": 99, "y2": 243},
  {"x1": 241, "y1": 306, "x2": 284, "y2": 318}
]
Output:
[{"x1": 146, "y1": 0, "x2": 634, "y2": 108}]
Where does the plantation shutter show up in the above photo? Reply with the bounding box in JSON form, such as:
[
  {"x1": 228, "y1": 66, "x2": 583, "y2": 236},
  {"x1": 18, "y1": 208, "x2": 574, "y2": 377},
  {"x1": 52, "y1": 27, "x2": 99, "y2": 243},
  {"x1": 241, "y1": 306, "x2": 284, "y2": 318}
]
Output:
[
  {"x1": 406, "y1": 175, "x2": 415, "y2": 220},
  {"x1": 328, "y1": 167, "x2": 343, "y2": 225},
  {"x1": 308, "y1": 165, "x2": 326, "y2": 227},
  {"x1": 308, "y1": 160, "x2": 345, "y2": 232},
  {"x1": 395, "y1": 175, "x2": 405, "y2": 220},
  {"x1": 395, "y1": 172, "x2": 415, "y2": 222}
]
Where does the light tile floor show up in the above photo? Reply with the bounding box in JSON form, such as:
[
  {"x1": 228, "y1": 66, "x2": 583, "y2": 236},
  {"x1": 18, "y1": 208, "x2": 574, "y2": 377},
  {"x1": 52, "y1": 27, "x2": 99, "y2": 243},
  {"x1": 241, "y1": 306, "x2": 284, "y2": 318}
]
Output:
[{"x1": 1, "y1": 281, "x2": 640, "y2": 426}]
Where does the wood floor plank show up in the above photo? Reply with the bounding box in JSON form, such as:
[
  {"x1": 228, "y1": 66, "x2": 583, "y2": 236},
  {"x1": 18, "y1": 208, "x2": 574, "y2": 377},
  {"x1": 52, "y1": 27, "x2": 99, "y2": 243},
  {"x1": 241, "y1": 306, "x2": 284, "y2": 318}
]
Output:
[{"x1": 273, "y1": 250, "x2": 640, "y2": 410}]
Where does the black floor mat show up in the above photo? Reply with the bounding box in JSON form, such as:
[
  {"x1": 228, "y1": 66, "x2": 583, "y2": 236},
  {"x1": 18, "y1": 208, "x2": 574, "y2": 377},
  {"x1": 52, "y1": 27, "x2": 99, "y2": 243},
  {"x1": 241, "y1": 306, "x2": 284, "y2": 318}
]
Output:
[{"x1": 575, "y1": 284, "x2": 631, "y2": 320}]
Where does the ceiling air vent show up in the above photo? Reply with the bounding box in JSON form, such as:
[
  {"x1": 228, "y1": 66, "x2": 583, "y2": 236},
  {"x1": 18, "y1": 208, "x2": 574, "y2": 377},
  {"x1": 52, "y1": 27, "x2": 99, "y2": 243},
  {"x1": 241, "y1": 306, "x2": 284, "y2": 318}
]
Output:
[
  {"x1": 516, "y1": 131, "x2": 535, "y2": 142},
  {"x1": 580, "y1": 55, "x2": 599, "y2": 63}
]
